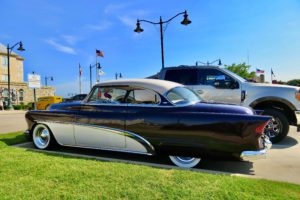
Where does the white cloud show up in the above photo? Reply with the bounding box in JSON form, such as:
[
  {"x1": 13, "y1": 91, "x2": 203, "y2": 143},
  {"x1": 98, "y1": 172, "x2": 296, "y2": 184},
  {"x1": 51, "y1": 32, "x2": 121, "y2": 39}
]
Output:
[
  {"x1": 61, "y1": 35, "x2": 78, "y2": 45},
  {"x1": 104, "y1": 3, "x2": 130, "y2": 15},
  {"x1": 118, "y1": 16, "x2": 136, "y2": 28},
  {"x1": 85, "y1": 20, "x2": 112, "y2": 32},
  {"x1": 0, "y1": 34, "x2": 11, "y2": 40},
  {"x1": 104, "y1": 3, "x2": 149, "y2": 28},
  {"x1": 45, "y1": 39, "x2": 76, "y2": 55}
]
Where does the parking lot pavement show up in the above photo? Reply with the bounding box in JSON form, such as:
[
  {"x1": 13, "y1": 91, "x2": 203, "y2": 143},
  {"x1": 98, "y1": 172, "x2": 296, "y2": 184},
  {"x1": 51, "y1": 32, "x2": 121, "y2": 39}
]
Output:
[
  {"x1": 0, "y1": 111, "x2": 27, "y2": 134},
  {"x1": 15, "y1": 126, "x2": 300, "y2": 185}
]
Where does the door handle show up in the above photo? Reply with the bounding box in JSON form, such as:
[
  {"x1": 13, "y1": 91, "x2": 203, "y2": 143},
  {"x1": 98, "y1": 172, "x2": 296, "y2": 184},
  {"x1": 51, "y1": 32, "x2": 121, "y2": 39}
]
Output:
[{"x1": 197, "y1": 90, "x2": 204, "y2": 94}]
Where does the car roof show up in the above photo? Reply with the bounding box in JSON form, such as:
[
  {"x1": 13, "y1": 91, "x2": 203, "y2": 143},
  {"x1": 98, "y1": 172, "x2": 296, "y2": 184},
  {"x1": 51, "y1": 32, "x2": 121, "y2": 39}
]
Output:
[
  {"x1": 94, "y1": 79, "x2": 183, "y2": 95},
  {"x1": 162, "y1": 65, "x2": 220, "y2": 70}
]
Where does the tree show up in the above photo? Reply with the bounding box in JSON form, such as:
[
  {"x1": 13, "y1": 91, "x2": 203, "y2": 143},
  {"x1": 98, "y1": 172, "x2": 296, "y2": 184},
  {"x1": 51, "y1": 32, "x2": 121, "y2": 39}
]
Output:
[
  {"x1": 224, "y1": 63, "x2": 256, "y2": 79},
  {"x1": 287, "y1": 79, "x2": 300, "y2": 86}
]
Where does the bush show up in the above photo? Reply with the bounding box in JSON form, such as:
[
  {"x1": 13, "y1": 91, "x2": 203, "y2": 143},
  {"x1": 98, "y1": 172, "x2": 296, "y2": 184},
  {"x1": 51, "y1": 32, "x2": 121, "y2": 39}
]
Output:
[{"x1": 13, "y1": 105, "x2": 22, "y2": 110}]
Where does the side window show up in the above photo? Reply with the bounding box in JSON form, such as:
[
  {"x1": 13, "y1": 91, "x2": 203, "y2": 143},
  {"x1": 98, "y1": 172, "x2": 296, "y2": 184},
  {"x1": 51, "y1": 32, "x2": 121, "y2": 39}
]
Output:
[
  {"x1": 88, "y1": 87, "x2": 127, "y2": 104},
  {"x1": 164, "y1": 69, "x2": 198, "y2": 85},
  {"x1": 127, "y1": 89, "x2": 161, "y2": 105},
  {"x1": 2, "y1": 56, "x2": 8, "y2": 67},
  {"x1": 198, "y1": 69, "x2": 235, "y2": 88}
]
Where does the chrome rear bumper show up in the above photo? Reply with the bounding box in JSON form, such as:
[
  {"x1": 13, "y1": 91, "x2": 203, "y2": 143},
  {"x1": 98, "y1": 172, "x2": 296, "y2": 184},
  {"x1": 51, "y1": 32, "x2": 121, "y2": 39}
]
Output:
[{"x1": 241, "y1": 136, "x2": 272, "y2": 160}]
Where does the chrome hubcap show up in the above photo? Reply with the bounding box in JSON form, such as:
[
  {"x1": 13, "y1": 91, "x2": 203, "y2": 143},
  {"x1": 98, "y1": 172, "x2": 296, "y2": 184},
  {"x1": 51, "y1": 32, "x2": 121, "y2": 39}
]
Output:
[
  {"x1": 169, "y1": 156, "x2": 201, "y2": 168},
  {"x1": 33, "y1": 125, "x2": 50, "y2": 149},
  {"x1": 264, "y1": 117, "x2": 282, "y2": 138},
  {"x1": 176, "y1": 157, "x2": 196, "y2": 163}
]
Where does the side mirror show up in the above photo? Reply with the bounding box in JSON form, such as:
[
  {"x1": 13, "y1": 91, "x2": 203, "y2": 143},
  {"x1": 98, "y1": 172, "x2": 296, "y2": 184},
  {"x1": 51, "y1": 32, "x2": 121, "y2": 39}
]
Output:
[{"x1": 231, "y1": 81, "x2": 239, "y2": 89}]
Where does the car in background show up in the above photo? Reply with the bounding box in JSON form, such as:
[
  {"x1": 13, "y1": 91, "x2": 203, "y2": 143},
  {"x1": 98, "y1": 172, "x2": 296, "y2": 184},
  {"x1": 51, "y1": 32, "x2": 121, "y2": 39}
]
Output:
[
  {"x1": 25, "y1": 79, "x2": 271, "y2": 168},
  {"x1": 154, "y1": 65, "x2": 300, "y2": 143},
  {"x1": 37, "y1": 96, "x2": 63, "y2": 110},
  {"x1": 64, "y1": 94, "x2": 87, "y2": 102}
]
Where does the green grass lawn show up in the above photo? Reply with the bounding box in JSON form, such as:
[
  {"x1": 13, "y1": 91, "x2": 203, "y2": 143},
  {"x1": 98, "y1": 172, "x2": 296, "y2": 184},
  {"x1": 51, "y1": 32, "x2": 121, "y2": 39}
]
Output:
[{"x1": 0, "y1": 132, "x2": 300, "y2": 199}]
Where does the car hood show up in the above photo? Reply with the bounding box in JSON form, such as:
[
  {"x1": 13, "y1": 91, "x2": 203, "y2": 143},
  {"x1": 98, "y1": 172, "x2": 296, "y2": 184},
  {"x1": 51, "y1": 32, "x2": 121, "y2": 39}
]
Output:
[
  {"x1": 184, "y1": 102, "x2": 254, "y2": 115},
  {"x1": 244, "y1": 82, "x2": 300, "y2": 92},
  {"x1": 50, "y1": 102, "x2": 82, "y2": 110}
]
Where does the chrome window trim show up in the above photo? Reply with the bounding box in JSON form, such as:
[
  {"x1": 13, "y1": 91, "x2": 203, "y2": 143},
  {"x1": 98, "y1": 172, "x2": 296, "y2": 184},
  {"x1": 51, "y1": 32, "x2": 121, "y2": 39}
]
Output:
[
  {"x1": 84, "y1": 84, "x2": 169, "y2": 104},
  {"x1": 82, "y1": 85, "x2": 203, "y2": 108}
]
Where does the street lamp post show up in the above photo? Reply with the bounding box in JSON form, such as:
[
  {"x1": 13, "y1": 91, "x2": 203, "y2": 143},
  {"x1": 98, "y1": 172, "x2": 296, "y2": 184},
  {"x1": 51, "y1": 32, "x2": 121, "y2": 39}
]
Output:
[
  {"x1": 195, "y1": 59, "x2": 222, "y2": 66},
  {"x1": 89, "y1": 63, "x2": 101, "y2": 89},
  {"x1": 45, "y1": 76, "x2": 53, "y2": 86},
  {"x1": 6, "y1": 41, "x2": 25, "y2": 110},
  {"x1": 134, "y1": 10, "x2": 191, "y2": 70}
]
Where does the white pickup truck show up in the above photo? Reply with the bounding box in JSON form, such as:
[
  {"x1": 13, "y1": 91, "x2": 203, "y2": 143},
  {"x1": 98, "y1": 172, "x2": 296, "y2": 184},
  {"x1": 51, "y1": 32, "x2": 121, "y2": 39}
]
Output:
[{"x1": 155, "y1": 65, "x2": 300, "y2": 143}]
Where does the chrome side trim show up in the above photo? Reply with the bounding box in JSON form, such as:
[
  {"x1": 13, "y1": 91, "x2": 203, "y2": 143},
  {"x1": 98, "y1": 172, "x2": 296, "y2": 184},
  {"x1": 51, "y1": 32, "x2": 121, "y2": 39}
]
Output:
[
  {"x1": 34, "y1": 120, "x2": 155, "y2": 155},
  {"x1": 62, "y1": 144, "x2": 153, "y2": 156}
]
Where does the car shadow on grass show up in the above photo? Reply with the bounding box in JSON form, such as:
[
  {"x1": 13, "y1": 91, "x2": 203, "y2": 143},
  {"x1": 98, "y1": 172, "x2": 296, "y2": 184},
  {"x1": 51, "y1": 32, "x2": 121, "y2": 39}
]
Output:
[
  {"x1": 0, "y1": 134, "x2": 29, "y2": 146},
  {"x1": 19, "y1": 142, "x2": 255, "y2": 176}
]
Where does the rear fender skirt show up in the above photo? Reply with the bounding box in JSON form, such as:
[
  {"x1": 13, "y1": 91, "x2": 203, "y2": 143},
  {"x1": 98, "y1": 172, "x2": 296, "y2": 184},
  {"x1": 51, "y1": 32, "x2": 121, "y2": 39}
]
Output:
[{"x1": 34, "y1": 120, "x2": 155, "y2": 155}]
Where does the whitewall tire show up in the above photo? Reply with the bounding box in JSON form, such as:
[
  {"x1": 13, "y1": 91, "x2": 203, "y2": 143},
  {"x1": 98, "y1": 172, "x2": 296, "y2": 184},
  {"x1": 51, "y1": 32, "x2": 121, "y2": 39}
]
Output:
[
  {"x1": 32, "y1": 124, "x2": 54, "y2": 150},
  {"x1": 169, "y1": 156, "x2": 201, "y2": 168}
]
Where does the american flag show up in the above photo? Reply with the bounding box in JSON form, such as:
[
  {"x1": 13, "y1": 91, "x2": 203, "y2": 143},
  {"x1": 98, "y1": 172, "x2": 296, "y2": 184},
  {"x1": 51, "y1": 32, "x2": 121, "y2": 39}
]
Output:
[
  {"x1": 256, "y1": 68, "x2": 265, "y2": 74},
  {"x1": 96, "y1": 49, "x2": 104, "y2": 57}
]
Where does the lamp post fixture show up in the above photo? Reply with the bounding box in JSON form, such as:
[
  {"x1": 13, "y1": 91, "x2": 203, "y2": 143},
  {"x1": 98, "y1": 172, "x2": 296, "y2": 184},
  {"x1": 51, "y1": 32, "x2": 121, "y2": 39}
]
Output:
[
  {"x1": 134, "y1": 10, "x2": 191, "y2": 70},
  {"x1": 115, "y1": 73, "x2": 122, "y2": 80},
  {"x1": 6, "y1": 41, "x2": 25, "y2": 110},
  {"x1": 195, "y1": 59, "x2": 222, "y2": 66},
  {"x1": 89, "y1": 63, "x2": 101, "y2": 89},
  {"x1": 45, "y1": 76, "x2": 54, "y2": 86}
]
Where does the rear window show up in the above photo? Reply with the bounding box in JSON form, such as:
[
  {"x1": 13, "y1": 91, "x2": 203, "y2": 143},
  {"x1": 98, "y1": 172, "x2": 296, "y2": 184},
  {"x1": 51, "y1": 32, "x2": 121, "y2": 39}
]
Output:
[{"x1": 164, "y1": 69, "x2": 198, "y2": 85}]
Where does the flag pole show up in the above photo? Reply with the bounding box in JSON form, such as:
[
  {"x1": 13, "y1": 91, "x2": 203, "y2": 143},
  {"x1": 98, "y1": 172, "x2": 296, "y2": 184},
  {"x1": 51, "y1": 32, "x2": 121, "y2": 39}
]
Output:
[
  {"x1": 96, "y1": 50, "x2": 99, "y2": 83},
  {"x1": 271, "y1": 68, "x2": 272, "y2": 84},
  {"x1": 79, "y1": 63, "x2": 82, "y2": 94}
]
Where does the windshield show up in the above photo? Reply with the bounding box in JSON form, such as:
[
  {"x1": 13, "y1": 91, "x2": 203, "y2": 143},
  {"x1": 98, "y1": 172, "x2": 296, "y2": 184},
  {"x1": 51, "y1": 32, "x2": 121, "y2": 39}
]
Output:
[
  {"x1": 222, "y1": 69, "x2": 246, "y2": 82},
  {"x1": 166, "y1": 87, "x2": 202, "y2": 105}
]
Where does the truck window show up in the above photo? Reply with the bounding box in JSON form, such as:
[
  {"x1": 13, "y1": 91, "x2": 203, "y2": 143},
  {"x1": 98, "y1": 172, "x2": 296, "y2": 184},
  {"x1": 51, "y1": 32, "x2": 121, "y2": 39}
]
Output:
[
  {"x1": 198, "y1": 69, "x2": 236, "y2": 88},
  {"x1": 164, "y1": 69, "x2": 198, "y2": 85}
]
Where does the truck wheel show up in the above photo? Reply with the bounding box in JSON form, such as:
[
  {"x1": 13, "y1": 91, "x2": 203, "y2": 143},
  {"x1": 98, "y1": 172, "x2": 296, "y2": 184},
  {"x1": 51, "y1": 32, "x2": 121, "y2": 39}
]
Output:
[{"x1": 263, "y1": 109, "x2": 289, "y2": 143}]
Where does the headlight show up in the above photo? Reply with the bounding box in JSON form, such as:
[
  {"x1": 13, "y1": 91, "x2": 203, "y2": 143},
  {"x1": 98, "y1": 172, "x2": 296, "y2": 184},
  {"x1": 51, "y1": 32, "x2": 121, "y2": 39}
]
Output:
[{"x1": 296, "y1": 91, "x2": 300, "y2": 101}]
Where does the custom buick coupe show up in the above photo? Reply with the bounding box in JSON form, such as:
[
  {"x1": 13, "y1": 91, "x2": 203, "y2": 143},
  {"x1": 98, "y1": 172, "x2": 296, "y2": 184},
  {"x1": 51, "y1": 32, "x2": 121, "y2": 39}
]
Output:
[{"x1": 25, "y1": 79, "x2": 272, "y2": 168}]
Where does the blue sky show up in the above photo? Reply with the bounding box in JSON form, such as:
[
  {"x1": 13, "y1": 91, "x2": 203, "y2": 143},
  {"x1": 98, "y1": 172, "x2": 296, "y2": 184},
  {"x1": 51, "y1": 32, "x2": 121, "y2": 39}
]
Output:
[{"x1": 1, "y1": 0, "x2": 299, "y2": 96}]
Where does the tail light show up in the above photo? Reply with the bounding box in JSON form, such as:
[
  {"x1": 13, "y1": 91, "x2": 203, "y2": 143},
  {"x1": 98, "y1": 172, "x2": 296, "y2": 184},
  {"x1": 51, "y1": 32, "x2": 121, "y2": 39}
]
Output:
[{"x1": 255, "y1": 120, "x2": 270, "y2": 135}]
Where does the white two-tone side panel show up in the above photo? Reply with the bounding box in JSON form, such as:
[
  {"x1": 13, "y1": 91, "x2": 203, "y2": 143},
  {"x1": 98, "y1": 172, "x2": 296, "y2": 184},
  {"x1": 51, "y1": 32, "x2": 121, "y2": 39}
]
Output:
[
  {"x1": 125, "y1": 137, "x2": 148, "y2": 153},
  {"x1": 41, "y1": 122, "x2": 75, "y2": 146},
  {"x1": 74, "y1": 124, "x2": 126, "y2": 149}
]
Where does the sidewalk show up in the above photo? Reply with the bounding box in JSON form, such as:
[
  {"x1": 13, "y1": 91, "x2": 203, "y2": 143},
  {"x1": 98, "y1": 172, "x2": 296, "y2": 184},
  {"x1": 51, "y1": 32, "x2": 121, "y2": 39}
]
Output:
[
  {"x1": 0, "y1": 110, "x2": 27, "y2": 134},
  {"x1": 0, "y1": 110, "x2": 27, "y2": 115}
]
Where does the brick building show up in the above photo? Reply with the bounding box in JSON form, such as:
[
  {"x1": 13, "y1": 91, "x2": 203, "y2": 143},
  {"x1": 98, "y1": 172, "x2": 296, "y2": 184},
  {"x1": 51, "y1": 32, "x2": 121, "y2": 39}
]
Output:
[{"x1": 0, "y1": 43, "x2": 55, "y2": 105}]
